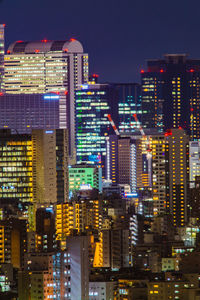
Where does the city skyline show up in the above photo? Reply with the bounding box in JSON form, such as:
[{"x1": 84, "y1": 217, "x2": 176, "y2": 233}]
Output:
[
  {"x1": 1, "y1": 2, "x2": 200, "y2": 299},
  {"x1": 1, "y1": 0, "x2": 199, "y2": 82}
]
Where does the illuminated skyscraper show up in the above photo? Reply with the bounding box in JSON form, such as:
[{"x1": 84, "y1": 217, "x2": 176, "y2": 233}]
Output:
[
  {"x1": 141, "y1": 54, "x2": 200, "y2": 139},
  {"x1": 0, "y1": 129, "x2": 68, "y2": 205},
  {"x1": 4, "y1": 39, "x2": 89, "y2": 156},
  {"x1": 0, "y1": 24, "x2": 4, "y2": 92},
  {"x1": 32, "y1": 129, "x2": 69, "y2": 204},
  {"x1": 75, "y1": 83, "x2": 141, "y2": 174},
  {"x1": 106, "y1": 130, "x2": 166, "y2": 209},
  {"x1": 75, "y1": 84, "x2": 117, "y2": 175},
  {"x1": 165, "y1": 128, "x2": 189, "y2": 227},
  {"x1": 0, "y1": 92, "x2": 67, "y2": 133},
  {"x1": 151, "y1": 134, "x2": 166, "y2": 216},
  {"x1": 0, "y1": 130, "x2": 33, "y2": 203}
]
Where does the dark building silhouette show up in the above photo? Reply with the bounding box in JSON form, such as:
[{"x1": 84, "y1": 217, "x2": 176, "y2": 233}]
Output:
[{"x1": 141, "y1": 54, "x2": 200, "y2": 140}]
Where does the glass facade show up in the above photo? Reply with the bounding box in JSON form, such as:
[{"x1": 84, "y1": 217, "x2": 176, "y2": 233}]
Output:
[
  {"x1": 4, "y1": 51, "x2": 88, "y2": 95},
  {"x1": 4, "y1": 40, "x2": 89, "y2": 156},
  {"x1": 0, "y1": 131, "x2": 33, "y2": 203},
  {"x1": 0, "y1": 93, "x2": 67, "y2": 133},
  {"x1": 75, "y1": 84, "x2": 112, "y2": 175},
  {"x1": 141, "y1": 73, "x2": 164, "y2": 130}
]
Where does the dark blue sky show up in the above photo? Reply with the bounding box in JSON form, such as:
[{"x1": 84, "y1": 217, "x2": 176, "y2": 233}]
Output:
[{"x1": 0, "y1": 0, "x2": 199, "y2": 82}]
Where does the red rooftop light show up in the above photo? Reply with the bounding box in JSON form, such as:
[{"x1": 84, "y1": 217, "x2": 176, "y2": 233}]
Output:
[
  {"x1": 42, "y1": 39, "x2": 48, "y2": 43},
  {"x1": 3, "y1": 24, "x2": 6, "y2": 27},
  {"x1": 165, "y1": 129, "x2": 172, "y2": 136},
  {"x1": 140, "y1": 69, "x2": 145, "y2": 73},
  {"x1": 190, "y1": 69, "x2": 194, "y2": 73},
  {"x1": 160, "y1": 69, "x2": 164, "y2": 73},
  {"x1": 70, "y1": 38, "x2": 76, "y2": 42},
  {"x1": 93, "y1": 74, "x2": 99, "y2": 78},
  {"x1": 17, "y1": 40, "x2": 23, "y2": 43}
]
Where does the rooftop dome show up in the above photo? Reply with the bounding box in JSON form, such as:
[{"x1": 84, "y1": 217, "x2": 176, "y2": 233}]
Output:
[{"x1": 7, "y1": 39, "x2": 84, "y2": 54}]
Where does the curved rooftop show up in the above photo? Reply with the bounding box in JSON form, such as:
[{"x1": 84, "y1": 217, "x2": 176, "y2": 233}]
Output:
[{"x1": 7, "y1": 39, "x2": 84, "y2": 54}]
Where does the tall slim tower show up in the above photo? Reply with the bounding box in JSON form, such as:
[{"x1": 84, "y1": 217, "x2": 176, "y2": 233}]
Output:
[
  {"x1": 4, "y1": 39, "x2": 89, "y2": 157},
  {"x1": 165, "y1": 129, "x2": 189, "y2": 227},
  {"x1": 75, "y1": 83, "x2": 117, "y2": 176},
  {"x1": 0, "y1": 24, "x2": 4, "y2": 92}
]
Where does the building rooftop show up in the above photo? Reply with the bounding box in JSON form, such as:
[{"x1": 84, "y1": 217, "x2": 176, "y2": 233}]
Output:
[{"x1": 7, "y1": 39, "x2": 84, "y2": 54}]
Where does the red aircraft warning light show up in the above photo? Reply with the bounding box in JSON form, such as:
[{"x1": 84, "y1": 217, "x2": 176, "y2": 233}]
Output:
[{"x1": 165, "y1": 129, "x2": 172, "y2": 137}]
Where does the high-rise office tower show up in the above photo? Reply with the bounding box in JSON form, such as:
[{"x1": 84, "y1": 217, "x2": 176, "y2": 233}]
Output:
[
  {"x1": 0, "y1": 129, "x2": 68, "y2": 205},
  {"x1": 0, "y1": 130, "x2": 33, "y2": 203},
  {"x1": 141, "y1": 54, "x2": 200, "y2": 139},
  {"x1": 4, "y1": 39, "x2": 89, "y2": 156},
  {"x1": 75, "y1": 83, "x2": 117, "y2": 175},
  {"x1": 106, "y1": 130, "x2": 166, "y2": 202},
  {"x1": 0, "y1": 92, "x2": 67, "y2": 133},
  {"x1": 106, "y1": 133, "x2": 144, "y2": 191},
  {"x1": 165, "y1": 129, "x2": 189, "y2": 227},
  {"x1": 75, "y1": 83, "x2": 141, "y2": 174},
  {"x1": 0, "y1": 24, "x2": 4, "y2": 92},
  {"x1": 32, "y1": 129, "x2": 68, "y2": 204}
]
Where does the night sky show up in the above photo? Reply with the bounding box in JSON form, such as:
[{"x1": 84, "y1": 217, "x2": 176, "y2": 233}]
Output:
[{"x1": 0, "y1": 0, "x2": 199, "y2": 82}]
